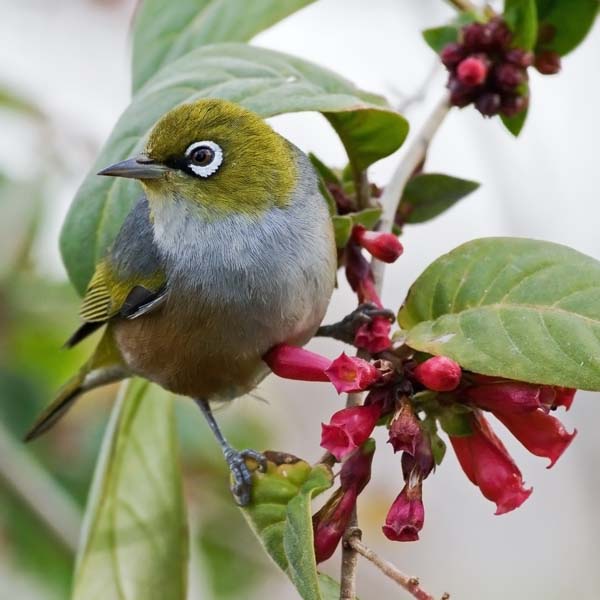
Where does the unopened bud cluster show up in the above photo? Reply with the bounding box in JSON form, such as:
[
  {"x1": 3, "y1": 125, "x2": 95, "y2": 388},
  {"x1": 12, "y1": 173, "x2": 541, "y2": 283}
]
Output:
[{"x1": 441, "y1": 17, "x2": 561, "y2": 118}]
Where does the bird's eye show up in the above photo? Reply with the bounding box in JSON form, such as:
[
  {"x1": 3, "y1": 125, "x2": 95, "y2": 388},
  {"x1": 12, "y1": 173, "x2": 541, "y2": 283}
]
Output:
[{"x1": 184, "y1": 141, "x2": 223, "y2": 178}]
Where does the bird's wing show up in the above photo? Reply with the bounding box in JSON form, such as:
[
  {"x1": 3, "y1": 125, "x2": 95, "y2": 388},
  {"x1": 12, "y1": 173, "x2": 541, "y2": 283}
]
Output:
[{"x1": 65, "y1": 197, "x2": 167, "y2": 347}]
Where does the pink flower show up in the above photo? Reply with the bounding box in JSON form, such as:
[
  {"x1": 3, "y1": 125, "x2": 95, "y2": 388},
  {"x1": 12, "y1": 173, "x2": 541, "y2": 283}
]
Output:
[
  {"x1": 340, "y1": 438, "x2": 376, "y2": 494},
  {"x1": 494, "y1": 409, "x2": 576, "y2": 468},
  {"x1": 313, "y1": 487, "x2": 358, "y2": 563},
  {"x1": 413, "y1": 356, "x2": 462, "y2": 392},
  {"x1": 321, "y1": 404, "x2": 381, "y2": 460},
  {"x1": 388, "y1": 398, "x2": 422, "y2": 455},
  {"x1": 382, "y1": 480, "x2": 425, "y2": 542},
  {"x1": 457, "y1": 56, "x2": 489, "y2": 86},
  {"x1": 354, "y1": 316, "x2": 392, "y2": 353},
  {"x1": 449, "y1": 411, "x2": 532, "y2": 515},
  {"x1": 325, "y1": 353, "x2": 381, "y2": 394},
  {"x1": 263, "y1": 344, "x2": 331, "y2": 382},
  {"x1": 352, "y1": 225, "x2": 403, "y2": 263},
  {"x1": 465, "y1": 380, "x2": 543, "y2": 414}
]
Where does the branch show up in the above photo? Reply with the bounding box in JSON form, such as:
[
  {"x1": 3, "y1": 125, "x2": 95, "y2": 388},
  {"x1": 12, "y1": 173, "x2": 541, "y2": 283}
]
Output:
[
  {"x1": 372, "y1": 93, "x2": 451, "y2": 291},
  {"x1": 349, "y1": 537, "x2": 448, "y2": 600},
  {"x1": 445, "y1": 0, "x2": 479, "y2": 12},
  {"x1": 0, "y1": 420, "x2": 82, "y2": 552}
]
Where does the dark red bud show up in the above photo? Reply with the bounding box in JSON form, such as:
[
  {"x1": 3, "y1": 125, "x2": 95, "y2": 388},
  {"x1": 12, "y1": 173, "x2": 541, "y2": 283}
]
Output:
[
  {"x1": 535, "y1": 50, "x2": 561, "y2": 75},
  {"x1": 488, "y1": 17, "x2": 513, "y2": 49},
  {"x1": 505, "y1": 48, "x2": 534, "y2": 68},
  {"x1": 440, "y1": 42, "x2": 465, "y2": 68},
  {"x1": 447, "y1": 76, "x2": 476, "y2": 108},
  {"x1": 340, "y1": 438, "x2": 376, "y2": 494},
  {"x1": 475, "y1": 92, "x2": 502, "y2": 117},
  {"x1": 494, "y1": 62, "x2": 527, "y2": 91},
  {"x1": 382, "y1": 479, "x2": 425, "y2": 542},
  {"x1": 401, "y1": 434, "x2": 435, "y2": 481},
  {"x1": 388, "y1": 398, "x2": 421, "y2": 455},
  {"x1": 462, "y1": 22, "x2": 494, "y2": 51},
  {"x1": 501, "y1": 94, "x2": 529, "y2": 117},
  {"x1": 457, "y1": 56, "x2": 489, "y2": 87},
  {"x1": 352, "y1": 225, "x2": 403, "y2": 263}
]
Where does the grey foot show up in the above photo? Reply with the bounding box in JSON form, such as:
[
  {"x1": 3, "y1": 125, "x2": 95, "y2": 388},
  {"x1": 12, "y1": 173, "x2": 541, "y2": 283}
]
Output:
[
  {"x1": 316, "y1": 303, "x2": 395, "y2": 345},
  {"x1": 225, "y1": 448, "x2": 267, "y2": 506}
]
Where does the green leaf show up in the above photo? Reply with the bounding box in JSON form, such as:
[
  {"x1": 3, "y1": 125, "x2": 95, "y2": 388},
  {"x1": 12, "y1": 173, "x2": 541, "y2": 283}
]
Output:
[
  {"x1": 399, "y1": 237, "x2": 600, "y2": 391},
  {"x1": 501, "y1": 104, "x2": 528, "y2": 137},
  {"x1": 308, "y1": 153, "x2": 341, "y2": 186},
  {"x1": 0, "y1": 87, "x2": 43, "y2": 119},
  {"x1": 318, "y1": 573, "x2": 349, "y2": 599},
  {"x1": 535, "y1": 0, "x2": 599, "y2": 55},
  {"x1": 131, "y1": 0, "x2": 315, "y2": 92},
  {"x1": 242, "y1": 453, "x2": 333, "y2": 600},
  {"x1": 504, "y1": 0, "x2": 538, "y2": 49},
  {"x1": 60, "y1": 43, "x2": 408, "y2": 293},
  {"x1": 72, "y1": 380, "x2": 188, "y2": 600},
  {"x1": 422, "y1": 26, "x2": 460, "y2": 53},
  {"x1": 350, "y1": 207, "x2": 382, "y2": 230},
  {"x1": 400, "y1": 173, "x2": 480, "y2": 224},
  {"x1": 333, "y1": 215, "x2": 353, "y2": 248}
]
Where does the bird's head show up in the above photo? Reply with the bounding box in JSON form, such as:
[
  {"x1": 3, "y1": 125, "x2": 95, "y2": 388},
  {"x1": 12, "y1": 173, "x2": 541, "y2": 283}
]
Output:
[{"x1": 99, "y1": 99, "x2": 298, "y2": 218}]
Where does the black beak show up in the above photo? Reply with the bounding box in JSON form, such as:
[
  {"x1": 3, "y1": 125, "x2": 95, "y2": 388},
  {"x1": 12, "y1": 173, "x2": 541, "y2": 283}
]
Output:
[{"x1": 97, "y1": 155, "x2": 170, "y2": 180}]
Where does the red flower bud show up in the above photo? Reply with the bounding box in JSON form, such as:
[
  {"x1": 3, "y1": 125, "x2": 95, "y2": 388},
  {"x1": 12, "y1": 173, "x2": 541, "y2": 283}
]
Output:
[
  {"x1": 388, "y1": 398, "x2": 421, "y2": 455},
  {"x1": 447, "y1": 76, "x2": 476, "y2": 107},
  {"x1": 412, "y1": 356, "x2": 462, "y2": 392},
  {"x1": 488, "y1": 17, "x2": 512, "y2": 49},
  {"x1": 535, "y1": 50, "x2": 561, "y2": 75},
  {"x1": 313, "y1": 487, "x2": 357, "y2": 563},
  {"x1": 321, "y1": 404, "x2": 381, "y2": 460},
  {"x1": 352, "y1": 225, "x2": 403, "y2": 263},
  {"x1": 449, "y1": 412, "x2": 532, "y2": 515},
  {"x1": 340, "y1": 438, "x2": 376, "y2": 494},
  {"x1": 382, "y1": 479, "x2": 425, "y2": 542},
  {"x1": 457, "y1": 56, "x2": 489, "y2": 86},
  {"x1": 263, "y1": 344, "x2": 331, "y2": 382},
  {"x1": 494, "y1": 409, "x2": 576, "y2": 468},
  {"x1": 325, "y1": 353, "x2": 381, "y2": 394},
  {"x1": 440, "y1": 42, "x2": 465, "y2": 68},
  {"x1": 354, "y1": 316, "x2": 392, "y2": 354}
]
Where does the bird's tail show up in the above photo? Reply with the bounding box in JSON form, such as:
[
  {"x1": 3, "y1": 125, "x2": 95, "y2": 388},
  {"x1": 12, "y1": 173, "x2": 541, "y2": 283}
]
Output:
[{"x1": 24, "y1": 332, "x2": 128, "y2": 442}]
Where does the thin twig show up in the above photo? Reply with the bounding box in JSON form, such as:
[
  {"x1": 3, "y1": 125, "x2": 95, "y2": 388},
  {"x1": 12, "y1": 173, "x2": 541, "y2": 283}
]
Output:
[
  {"x1": 0, "y1": 420, "x2": 82, "y2": 552},
  {"x1": 349, "y1": 537, "x2": 445, "y2": 600},
  {"x1": 372, "y1": 93, "x2": 451, "y2": 291},
  {"x1": 445, "y1": 0, "x2": 479, "y2": 12},
  {"x1": 393, "y1": 61, "x2": 442, "y2": 114}
]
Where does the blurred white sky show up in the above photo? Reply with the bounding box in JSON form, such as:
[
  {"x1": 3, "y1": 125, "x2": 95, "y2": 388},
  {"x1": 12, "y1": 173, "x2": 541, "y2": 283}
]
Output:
[{"x1": 1, "y1": 1, "x2": 599, "y2": 599}]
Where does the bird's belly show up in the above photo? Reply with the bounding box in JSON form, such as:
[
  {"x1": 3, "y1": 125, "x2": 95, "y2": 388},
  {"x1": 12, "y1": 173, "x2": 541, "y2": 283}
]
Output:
[{"x1": 111, "y1": 291, "x2": 322, "y2": 400}]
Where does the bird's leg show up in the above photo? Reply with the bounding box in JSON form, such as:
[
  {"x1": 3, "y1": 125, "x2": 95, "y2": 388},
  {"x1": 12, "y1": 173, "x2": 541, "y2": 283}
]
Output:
[
  {"x1": 194, "y1": 398, "x2": 267, "y2": 506},
  {"x1": 315, "y1": 302, "x2": 395, "y2": 345}
]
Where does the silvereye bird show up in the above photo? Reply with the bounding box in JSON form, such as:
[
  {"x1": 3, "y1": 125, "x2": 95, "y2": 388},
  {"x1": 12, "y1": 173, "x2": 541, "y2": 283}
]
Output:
[{"x1": 26, "y1": 99, "x2": 337, "y2": 505}]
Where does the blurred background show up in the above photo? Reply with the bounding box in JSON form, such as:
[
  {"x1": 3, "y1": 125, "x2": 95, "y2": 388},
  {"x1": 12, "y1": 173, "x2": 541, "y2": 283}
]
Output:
[{"x1": 0, "y1": 0, "x2": 598, "y2": 598}]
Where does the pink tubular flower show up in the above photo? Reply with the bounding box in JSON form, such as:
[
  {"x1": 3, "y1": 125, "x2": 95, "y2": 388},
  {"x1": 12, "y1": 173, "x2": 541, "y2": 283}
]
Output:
[
  {"x1": 494, "y1": 409, "x2": 576, "y2": 468},
  {"x1": 345, "y1": 241, "x2": 381, "y2": 305},
  {"x1": 354, "y1": 316, "x2": 392, "y2": 354},
  {"x1": 321, "y1": 404, "x2": 381, "y2": 460},
  {"x1": 449, "y1": 412, "x2": 532, "y2": 515},
  {"x1": 340, "y1": 438, "x2": 376, "y2": 494},
  {"x1": 388, "y1": 398, "x2": 422, "y2": 455},
  {"x1": 313, "y1": 487, "x2": 357, "y2": 563},
  {"x1": 382, "y1": 480, "x2": 425, "y2": 542},
  {"x1": 325, "y1": 353, "x2": 381, "y2": 394},
  {"x1": 465, "y1": 380, "x2": 543, "y2": 414},
  {"x1": 413, "y1": 356, "x2": 462, "y2": 392},
  {"x1": 401, "y1": 433, "x2": 435, "y2": 481},
  {"x1": 352, "y1": 225, "x2": 404, "y2": 263},
  {"x1": 263, "y1": 344, "x2": 331, "y2": 382}
]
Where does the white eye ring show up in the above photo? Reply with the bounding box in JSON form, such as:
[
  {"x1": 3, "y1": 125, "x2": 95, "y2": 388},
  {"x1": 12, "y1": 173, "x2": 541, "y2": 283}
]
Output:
[{"x1": 184, "y1": 140, "x2": 223, "y2": 178}]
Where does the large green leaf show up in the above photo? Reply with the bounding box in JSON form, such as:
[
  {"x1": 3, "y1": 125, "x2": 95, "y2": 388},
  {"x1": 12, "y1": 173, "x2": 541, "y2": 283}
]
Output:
[
  {"x1": 399, "y1": 237, "x2": 600, "y2": 390},
  {"x1": 504, "y1": 0, "x2": 538, "y2": 49},
  {"x1": 241, "y1": 453, "x2": 333, "y2": 600},
  {"x1": 131, "y1": 0, "x2": 315, "y2": 92},
  {"x1": 535, "y1": 0, "x2": 599, "y2": 55},
  {"x1": 60, "y1": 43, "x2": 408, "y2": 293},
  {"x1": 72, "y1": 380, "x2": 188, "y2": 600}
]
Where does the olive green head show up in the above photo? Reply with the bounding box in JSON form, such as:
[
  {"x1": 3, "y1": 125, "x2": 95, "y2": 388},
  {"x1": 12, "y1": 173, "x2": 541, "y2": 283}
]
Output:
[{"x1": 99, "y1": 99, "x2": 298, "y2": 217}]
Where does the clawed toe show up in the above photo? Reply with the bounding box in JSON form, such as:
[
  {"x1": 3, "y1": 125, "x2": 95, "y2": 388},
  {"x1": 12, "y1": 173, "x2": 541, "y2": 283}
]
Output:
[{"x1": 225, "y1": 448, "x2": 266, "y2": 506}]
